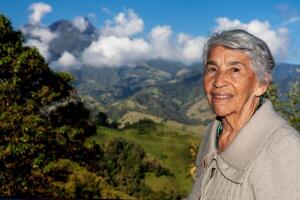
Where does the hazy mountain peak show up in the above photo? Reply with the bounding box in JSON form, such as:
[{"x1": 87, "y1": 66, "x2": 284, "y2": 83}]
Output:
[
  {"x1": 49, "y1": 18, "x2": 97, "y2": 35},
  {"x1": 49, "y1": 19, "x2": 73, "y2": 31},
  {"x1": 46, "y1": 19, "x2": 98, "y2": 60}
]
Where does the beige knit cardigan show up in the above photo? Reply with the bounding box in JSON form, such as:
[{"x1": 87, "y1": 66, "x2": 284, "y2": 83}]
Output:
[{"x1": 188, "y1": 99, "x2": 300, "y2": 200}]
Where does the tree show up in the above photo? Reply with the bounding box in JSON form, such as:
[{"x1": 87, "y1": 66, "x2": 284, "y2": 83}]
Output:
[
  {"x1": 0, "y1": 14, "x2": 102, "y2": 197},
  {"x1": 266, "y1": 80, "x2": 300, "y2": 131},
  {"x1": 102, "y1": 138, "x2": 177, "y2": 199}
]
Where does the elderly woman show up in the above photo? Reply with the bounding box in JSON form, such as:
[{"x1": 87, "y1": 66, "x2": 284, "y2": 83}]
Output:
[{"x1": 189, "y1": 29, "x2": 300, "y2": 200}]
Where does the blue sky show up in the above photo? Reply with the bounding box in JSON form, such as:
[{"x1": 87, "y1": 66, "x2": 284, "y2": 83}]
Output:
[{"x1": 1, "y1": 0, "x2": 300, "y2": 65}]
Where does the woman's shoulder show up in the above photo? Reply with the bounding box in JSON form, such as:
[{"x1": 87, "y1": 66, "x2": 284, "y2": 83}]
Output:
[
  {"x1": 252, "y1": 122, "x2": 300, "y2": 171},
  {"x1": 268, "y1": 123, "x2": 300, "y2": 153},
  {"x1": 248, "y1": 123, "x2": 300, "y2": 198},
  {"x1": 253, "y1": 99, "x2": 300, "y2": 155}
]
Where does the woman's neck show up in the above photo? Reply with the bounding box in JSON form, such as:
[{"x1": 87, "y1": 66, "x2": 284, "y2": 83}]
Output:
[{"x1": 218, "y1": 96, "x2": 260, "y2": 153}]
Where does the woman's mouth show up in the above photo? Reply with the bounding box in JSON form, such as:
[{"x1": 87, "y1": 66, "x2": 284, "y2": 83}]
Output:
[{"x1": 212, "y1": 93, "x2": 234, "y2": 100}]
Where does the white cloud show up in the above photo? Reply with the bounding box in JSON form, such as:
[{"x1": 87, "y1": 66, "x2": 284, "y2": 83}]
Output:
[
  {"x1": 81, "y1": 24, "x2": 205, "y2": 67},
  {"x1": 29, "y1": 2, "x2": 52, "y2": 25},
  {"x1": 51, "y1": 51, "x2": 81, "y2": 70},
  {"x1": 214, "y1": 17, "x2": 289, "y2": 60},
  {"x1": 148, "y1": 25, "x2": 174, "y2": 60},
  {"x1": 150, "y1": 25, "x2": 173, "y2": 42},
  {"x1": 101, "y1": 9, "x2": 144, "y2": 37},
  {"x1": 23, "y1": 6, "x2": 291, "y2": 68},
  {"x1": 30, "y1": 27, "x2": 57, "y2": 43},
  {"x1": 82, "y1": 11, "x2": 290, "y2": 67},
  {"x1": 177, "y1": 33, "x2": 206, "y2": 63},
  {"x1": 81, "y1": 10, "x2": 204, "y2": 68},
  {"x1": 58, "y1": 51, "x2": 81, "y2": 67},
  {"x1": 82, "y1": 36, "x2": 150, "y2": 67},
  {"x1": 26, "y1": 39, "x2": 50, "y2": 59},
  {"x1": 72, "y1": 16, "x2": 89, "y2": 32},
  {"x1": 22, "y1": 27, "x2": 57, "y2": 59},
  {"x1": 81, "y1": 16, "x2": 288, "y2": 67},
  {"x1": 24, "y1": 2, "x2": 55, "y2": 59}
]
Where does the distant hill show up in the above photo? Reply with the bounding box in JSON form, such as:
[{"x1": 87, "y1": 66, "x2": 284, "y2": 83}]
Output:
[
  {"x1": 74, "y1": 60, "x2": 210, "y2": 125},
  {"x1": 273, "y1": 63, "x2": 300, "y2": 92}
]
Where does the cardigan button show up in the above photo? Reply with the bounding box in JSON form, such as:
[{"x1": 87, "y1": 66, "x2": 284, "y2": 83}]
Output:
[{"x1": 201, "y1": 159, "x2": 207, "y2": 168}]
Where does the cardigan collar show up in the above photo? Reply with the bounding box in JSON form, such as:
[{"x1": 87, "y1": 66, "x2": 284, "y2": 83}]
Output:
[{"x1": 204, "y1": 99, "x2": 286, "y2": 184}]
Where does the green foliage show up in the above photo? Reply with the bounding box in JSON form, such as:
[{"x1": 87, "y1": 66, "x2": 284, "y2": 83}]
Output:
[
  {"x1": 94, "y1": 123, "x2": 199, "y2": 198},
  {"x1": 266, "y1": 80, "x2": 300, "y2": 131},
  {"x1": 0, "y1": 14, "x2": 102, "y2": 197},
  {"x1": 100, "y1": 138, "x2": 174, "y2": 198},
  {"x1": 123, "y1": 118, "x2": 157, "y2": 134},
  {"x1": 286, "y1": 81, "x2": 300, "y2": 130},
  {"x1": 43, "y1": 159, "x2": 132, "y2": 199},
  {"x1": 102, "y1": 138, "x2": 148, "y2": 195}
]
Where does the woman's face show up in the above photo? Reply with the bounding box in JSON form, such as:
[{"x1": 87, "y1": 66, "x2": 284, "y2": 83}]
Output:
[{"x1": 204, "y1": 46, "x2": 266, "y2": 117}]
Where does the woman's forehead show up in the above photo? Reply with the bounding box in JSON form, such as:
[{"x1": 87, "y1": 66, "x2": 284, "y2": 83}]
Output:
[{"x1": 207, "y1": 46, "x2": 251, "y2": 65}]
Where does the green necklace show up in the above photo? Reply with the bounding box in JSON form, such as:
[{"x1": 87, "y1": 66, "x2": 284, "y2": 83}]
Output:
[{"x1": 215, "y1": 97, "x2": 264, "y2": 148}]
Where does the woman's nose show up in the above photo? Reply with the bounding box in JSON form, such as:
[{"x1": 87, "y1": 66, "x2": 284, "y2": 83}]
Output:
[{"x1": 213, "y1": 71, "x2": 228, "y2": 88}]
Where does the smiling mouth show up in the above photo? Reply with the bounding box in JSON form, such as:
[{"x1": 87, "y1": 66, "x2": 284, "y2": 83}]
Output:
[{"x1": 212, "y1": 93, "x2": 234, "y2": 100}]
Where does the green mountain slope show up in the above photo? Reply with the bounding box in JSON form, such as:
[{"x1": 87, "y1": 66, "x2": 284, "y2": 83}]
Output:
[
  {"x1": 91, "y1": 121, "x2": 203, "y2": 197},
  {"x1": 74, "y1": 61, "x2": 213, "y2": 126}
]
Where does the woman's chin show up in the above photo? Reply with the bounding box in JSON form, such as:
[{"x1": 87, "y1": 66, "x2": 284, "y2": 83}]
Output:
[{"x1": 212, "y1": 106, "x2": 234, "y2": 118}]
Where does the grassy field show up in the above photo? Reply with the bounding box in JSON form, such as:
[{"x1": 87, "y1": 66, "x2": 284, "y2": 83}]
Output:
[{"x1": 91, "y1": 123, "x2": 203, "y2": 196}]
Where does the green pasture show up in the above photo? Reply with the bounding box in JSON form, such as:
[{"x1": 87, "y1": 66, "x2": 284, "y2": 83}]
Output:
[{"x1": 91, "y1": 124, "x2": 202, "y2": 195}]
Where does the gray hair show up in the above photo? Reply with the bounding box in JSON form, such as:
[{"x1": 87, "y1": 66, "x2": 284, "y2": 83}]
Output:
[{"x1": 202, "y1": 29, "x2": 275, "y2": 84}]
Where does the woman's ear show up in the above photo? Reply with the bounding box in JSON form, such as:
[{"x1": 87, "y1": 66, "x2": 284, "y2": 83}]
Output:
[
  {"x1": 255, "y1": 84, "x2": 268, "y2": 97},
  {"x1": 255, "y1": 76, "x2": 270, "y2": 97}
]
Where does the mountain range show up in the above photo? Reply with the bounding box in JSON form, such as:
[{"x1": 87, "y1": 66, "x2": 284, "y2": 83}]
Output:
[{"x1": 23, "y1": 19, "x2": 300, "y2": 128}]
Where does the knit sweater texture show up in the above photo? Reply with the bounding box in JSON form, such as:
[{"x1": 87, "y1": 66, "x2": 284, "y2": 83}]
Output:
[{"x1": 188, "y1": 99, "x2": 300, "y2": 200}]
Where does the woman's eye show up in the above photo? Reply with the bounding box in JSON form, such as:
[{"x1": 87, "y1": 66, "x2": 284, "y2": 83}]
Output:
[
  {"x1": 206, "y1": 66, "x2": 217, "y2": 72},
  {"x1": 232, "y1": 67, "x2": 240, "y2": 72}
]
